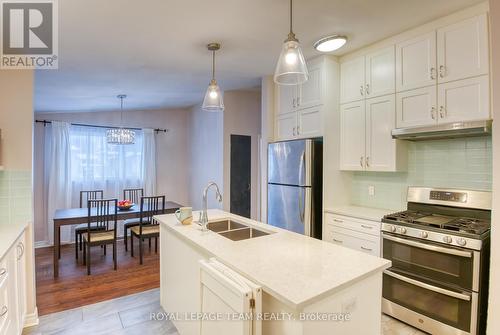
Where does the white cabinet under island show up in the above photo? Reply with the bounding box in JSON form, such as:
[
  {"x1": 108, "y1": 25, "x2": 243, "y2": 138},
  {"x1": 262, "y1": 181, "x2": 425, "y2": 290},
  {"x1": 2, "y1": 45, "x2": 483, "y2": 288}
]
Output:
[{"x1": 156, "y1": 210, "x2": 390, "y2": 335}]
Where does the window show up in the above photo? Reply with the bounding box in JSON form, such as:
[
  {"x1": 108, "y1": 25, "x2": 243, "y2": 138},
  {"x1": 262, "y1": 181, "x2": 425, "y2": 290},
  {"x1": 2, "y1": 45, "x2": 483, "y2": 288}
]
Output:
[{"x1": 68, "y1": 125, "x2": 144, "y2": 202}]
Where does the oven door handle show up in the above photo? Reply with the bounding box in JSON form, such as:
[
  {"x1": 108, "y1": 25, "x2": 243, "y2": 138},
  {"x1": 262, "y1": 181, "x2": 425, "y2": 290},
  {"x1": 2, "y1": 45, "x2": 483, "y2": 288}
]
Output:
[
  {"x1": 384, "y1": 270, "x2": 472, "y2": 301},
  {"x1": 383, "y1": 234, "x2": 473, "y2": 258}
]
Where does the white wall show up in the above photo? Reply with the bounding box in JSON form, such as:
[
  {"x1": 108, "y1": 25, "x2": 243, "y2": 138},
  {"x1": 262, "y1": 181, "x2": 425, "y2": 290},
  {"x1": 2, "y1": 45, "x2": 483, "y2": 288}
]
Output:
[
  {"x1": 222, "y1": 90, "x2": 261, "y2": 219},
  {"x1": 33, "y1": 108, "x2": 191, "y2": 243},
  {"x1": 487, "y1": 1, "x2": 500, "y2": 334},
  {"x1": 187, "y1": 104, "x2": 224, "y2": 211}
]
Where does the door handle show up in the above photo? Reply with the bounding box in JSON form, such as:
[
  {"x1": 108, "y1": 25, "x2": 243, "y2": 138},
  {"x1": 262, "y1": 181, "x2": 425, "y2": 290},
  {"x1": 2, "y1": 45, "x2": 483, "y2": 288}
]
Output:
[
  {"x1": 0, "y1": 268, "x2": 6, "y2": 277},
  {"x1": 361, "y1": 224, "x2": 373, "y2": 229},
  {"x1": 360, "y1": 246, "x2": 373, "y2": 251},
  {"x1": 439, "y1": 106, "x2": 445, "y2": 118},
  {"x1": 296, "y1": 97, "x2": 300, "y2": 106},
  {"x1": 298, "y1": 188, "x2": 305, "y2": 224},
  {"x1": 365, "y1": 84, "x2": 370, "y2": 95},
  {"x1": 0, "y1": 306, "x2": 7, "y2": 317},
  {"x1": 332, "y1": 238, "x2": 343, "y2": 244},
  {"x1": 292, "y1": 98, "x2": 296, "y2": 108},
  {"x1": 296, "y1": 126, "x2": 300, "y2": 135},
  {"x1": 365, "y1": 156, "x2": 370, "y2": 168},
  {"x1": 430, "y1": 107, "x2": 436, "y2": 120},
  {"x1": 293, "y1": 127, "x2": 296, "y2": 136},
  {"x1": 360, "y1": 85, "x2": 364, "y2": 96},
  {"x1": 333, "y1": 218, "x2": 344, "y2": 223},
  {"x1": 430, "y1": 67, "x2": 436, "y2": 80},
  {"x1": 439, "y1": 65, "x2": 446, "y2": 78},
  {"x1": 360, "y1": 156, "x2": 364, "y2": 168}
]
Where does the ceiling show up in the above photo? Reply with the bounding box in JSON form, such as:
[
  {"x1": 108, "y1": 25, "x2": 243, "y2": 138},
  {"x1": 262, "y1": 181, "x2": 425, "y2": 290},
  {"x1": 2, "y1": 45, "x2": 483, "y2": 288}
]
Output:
[{"x1": 35, "y1": 0, "x2": 484, "y2": 113}]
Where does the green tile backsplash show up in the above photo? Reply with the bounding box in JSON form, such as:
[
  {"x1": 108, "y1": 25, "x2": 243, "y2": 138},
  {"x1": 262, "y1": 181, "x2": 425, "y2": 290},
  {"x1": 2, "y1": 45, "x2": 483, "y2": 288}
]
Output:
[
  {"x1": 349, "y1": 137, "x2": 492, "y2": 210},
  {"x1": 0, "y1": 170, "x2": 32, "y2": 224}
]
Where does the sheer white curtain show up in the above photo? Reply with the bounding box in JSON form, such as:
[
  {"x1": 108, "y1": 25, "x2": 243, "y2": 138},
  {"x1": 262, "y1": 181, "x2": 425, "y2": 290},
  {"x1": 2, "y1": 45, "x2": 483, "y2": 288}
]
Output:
[
  {"x1": 47, "y1": 121, "x2": 72, "y2": 244},
  {"x1": 142, "y1": 129, "x2": 156, "y2": 196},
  {"x1": 68, "y1": 125, "x2": 144, "y2": 206}
]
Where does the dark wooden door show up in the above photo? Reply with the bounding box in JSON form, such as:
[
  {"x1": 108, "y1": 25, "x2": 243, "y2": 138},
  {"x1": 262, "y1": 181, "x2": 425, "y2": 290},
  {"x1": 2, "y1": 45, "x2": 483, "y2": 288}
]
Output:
[{"x1": 230, "y1": 135, "x2": 251, "y2": 218}]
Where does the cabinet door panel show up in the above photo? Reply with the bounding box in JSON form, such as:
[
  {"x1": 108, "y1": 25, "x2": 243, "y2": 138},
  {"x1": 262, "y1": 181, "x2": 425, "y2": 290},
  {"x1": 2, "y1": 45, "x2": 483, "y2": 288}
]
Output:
[
  {"x1": 365, "y1": 46, "x2": 395, "y2": 98},
  {"x1": 396, "y1": 31, "x2": 437, "y2": 92},
  {"x1": 396, "y1": 86, "x2": 437, "y2": 128},
  {"x1": 437, "y1": 14, "x2": 489, "y2": 83},
  {"x1": 366, "y1": 95, "x2": 397, "y2": 171},
  {"x1": 277, "y1": 84, "x2": 297, "y2": 115},
  {"x1": 340, "y1": 56, "x2": 365, "y2": 104},
  {"x1": 340, "y1": 102, "x2": 365, "y2": 171},
  {"x1": 438, "y1": 75, "x2": 490, "y2": 123},
  {"x1": 297, "y1": 106, "x2": 322, "y2": 138},
  {"x1": 14, "y1": 234, "x2": 26, "y2": 331},
  {"x1": 275, "y1": 112, "x2": 297, "y2": 140},
  {"x1": 298, "y1": 61, "x2": 322, "y2": 109}
]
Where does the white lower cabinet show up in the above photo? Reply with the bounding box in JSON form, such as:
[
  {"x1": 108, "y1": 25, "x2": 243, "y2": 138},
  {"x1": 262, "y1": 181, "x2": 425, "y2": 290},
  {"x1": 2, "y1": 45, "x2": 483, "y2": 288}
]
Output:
[
  {"x1": 323, "y1": 213, "x2": 381, "y2": 257},
  {"x1": 0, "y1": 230, "x2": 26, "y2": 335}
]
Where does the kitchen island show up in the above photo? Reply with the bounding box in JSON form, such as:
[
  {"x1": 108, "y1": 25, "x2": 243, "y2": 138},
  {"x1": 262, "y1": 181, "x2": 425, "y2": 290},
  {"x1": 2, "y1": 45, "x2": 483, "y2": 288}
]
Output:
[{"x1": 157, "y1": 209, "x2": 390, "y2": 335}]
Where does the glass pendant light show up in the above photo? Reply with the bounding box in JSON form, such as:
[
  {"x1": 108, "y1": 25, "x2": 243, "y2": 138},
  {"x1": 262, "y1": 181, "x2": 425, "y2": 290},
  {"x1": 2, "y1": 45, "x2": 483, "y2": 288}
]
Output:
[
  {"x1": 106, "y1": 94, "x2": 136, "y2": 144},
  {"x1": 274, "y1": 0, "x2": 308, "y2": 85},
  {"x1": 202, "y1": 43, "x2": 224, "y2": 112}
]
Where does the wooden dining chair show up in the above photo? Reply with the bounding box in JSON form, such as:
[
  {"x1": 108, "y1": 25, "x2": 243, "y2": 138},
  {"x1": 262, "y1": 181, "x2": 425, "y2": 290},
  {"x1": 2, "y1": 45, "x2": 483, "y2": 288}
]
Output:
[
  {"x1": 130, "y1": 196, "x2": 165, "y2": 264},
  {"x1": 75, "y1": 190, "x2": 105, "y2": 260},
  {"x1": 82, "y1": 199, "x2": 118, "y2": 275},
  {"x1": 122, "y1": 188, "x2": 144, "y2": 251}
]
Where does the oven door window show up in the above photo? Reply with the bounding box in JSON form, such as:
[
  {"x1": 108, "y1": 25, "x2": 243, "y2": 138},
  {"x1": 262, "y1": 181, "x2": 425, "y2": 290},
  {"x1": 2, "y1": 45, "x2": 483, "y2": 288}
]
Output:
[
  {"x1": 383, "y1": 234, "x2": 474, "y2": 290},
  {"x1": 383, "y1": 271, "x2": 473, "y2": 332}
]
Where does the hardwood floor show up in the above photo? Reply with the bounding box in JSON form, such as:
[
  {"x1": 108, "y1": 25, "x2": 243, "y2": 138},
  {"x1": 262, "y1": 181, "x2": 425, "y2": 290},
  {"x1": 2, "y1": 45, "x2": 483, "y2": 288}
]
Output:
[{"x1": 35, "y1": 237, "x2": 159, "y2": 316}]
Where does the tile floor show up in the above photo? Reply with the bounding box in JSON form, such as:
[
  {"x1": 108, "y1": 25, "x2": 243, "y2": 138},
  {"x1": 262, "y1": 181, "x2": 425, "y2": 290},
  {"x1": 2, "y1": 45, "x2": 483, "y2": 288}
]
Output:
[{"x1": 23, "y1": 288, "x2": 426, "y2": 335}]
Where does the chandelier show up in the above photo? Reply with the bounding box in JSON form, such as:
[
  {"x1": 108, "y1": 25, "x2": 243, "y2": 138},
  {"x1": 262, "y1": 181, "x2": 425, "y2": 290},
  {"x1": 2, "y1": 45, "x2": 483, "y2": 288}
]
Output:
[{"x1": 107, "y1": 94, "x2": 135, "y2": 144}]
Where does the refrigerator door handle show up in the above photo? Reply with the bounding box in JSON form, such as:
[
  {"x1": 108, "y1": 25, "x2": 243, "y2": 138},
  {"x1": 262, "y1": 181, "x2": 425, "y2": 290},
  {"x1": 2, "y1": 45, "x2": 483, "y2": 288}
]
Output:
[
  {"x1": 298, "y1": 187, "x2": 305, "y2": 225},
  {"x1": 299, "y1": 150, "x2": 305, "y2": 186},
  {"x1": 304, "y1": 188, "x2": 312, "y2": 236}
]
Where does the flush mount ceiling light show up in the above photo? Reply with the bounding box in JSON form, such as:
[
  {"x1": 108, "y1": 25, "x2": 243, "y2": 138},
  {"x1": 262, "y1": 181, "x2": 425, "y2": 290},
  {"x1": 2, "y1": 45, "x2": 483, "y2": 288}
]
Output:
[
  {"x1": 314, "y1": 35, "x2": 348, "y2": 52},
  {"x1": 274, "y1": 0, "x2": 308, "y2": 85},
  {"x1": 106, "y1": 94, "x2": 135, "y2": 145},
  {"x1": 202, "y1": 42, "x2": 224, "y2": 112}
]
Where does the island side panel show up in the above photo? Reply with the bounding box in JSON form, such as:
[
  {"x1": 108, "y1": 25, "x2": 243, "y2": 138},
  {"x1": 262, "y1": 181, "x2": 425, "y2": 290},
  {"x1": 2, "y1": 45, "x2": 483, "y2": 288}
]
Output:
[{"x1": 161, "y1": 224, "x2": 211, "y2": 335}]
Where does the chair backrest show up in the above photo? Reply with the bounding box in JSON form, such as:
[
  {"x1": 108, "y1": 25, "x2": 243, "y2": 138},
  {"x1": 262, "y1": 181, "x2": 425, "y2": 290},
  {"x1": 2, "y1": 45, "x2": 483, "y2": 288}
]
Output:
[
  {"x1": 123, "y1": 188, "x2": 144, "y2": 204},
  {"x1": 87, "y1": 199, "x2": 118, "y2": 239},
  {"x1": 80, "y1": 190, "x2": 104, "y2": 208},
  {"x1": 139, "y1": 196, "x2": 166, "y2": 232}
]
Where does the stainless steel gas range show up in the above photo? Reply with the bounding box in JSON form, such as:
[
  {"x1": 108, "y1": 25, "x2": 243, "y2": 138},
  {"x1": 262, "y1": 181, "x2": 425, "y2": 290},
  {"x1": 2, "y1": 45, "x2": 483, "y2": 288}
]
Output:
[{"x1": 381, "y1": 187, "x2": 491, "y2": 335}]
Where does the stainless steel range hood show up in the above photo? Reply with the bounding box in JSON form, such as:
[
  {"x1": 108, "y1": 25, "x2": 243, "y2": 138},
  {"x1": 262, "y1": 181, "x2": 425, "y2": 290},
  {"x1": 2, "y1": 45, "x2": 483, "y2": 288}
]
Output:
[{"x1": 391, "y1": 120, "x2": 492, "y2": 141}]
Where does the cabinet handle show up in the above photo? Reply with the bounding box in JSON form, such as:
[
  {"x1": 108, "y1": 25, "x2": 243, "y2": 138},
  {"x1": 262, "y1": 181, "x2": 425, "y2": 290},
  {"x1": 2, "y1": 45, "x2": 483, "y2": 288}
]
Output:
[
  {"x1": 361, "y1": 246, "x2": 373, "y2": 251},
  {"x1": 296, "y1": 97, "x2": 300, "y2": 106},
  {"x1": 439, "y1": 65, "x2": 446, "y2": 78},
  {"x1": 430, "y1": 107, "x2": 436, "y2": 120},
  {"x1": 292, "y1": 98, "x2": 296, "y2": 108},
  {"x1": 0, "y1": 306, "x2": 7, "y2": 317},
  {"x1": 439, "y1": 106, "x2": 445, "y2": 118},
  {"x1": 0, "y1": 268, "x2": 6, "y2": 277},
  {"x1": 296, "y1": 126, "x2": 300, "y2": 135},
  {"x1": 430, "y1": 67, "x2": 436, "y2": 80},
  {"x1": 360, "y1": 156, "x2": 364, "y2": 168},
  {"x1": 293, "y1": 127, "x2": 296, "y2": 136},
  {"x1": 361, "y1": 224, "x2": 373, "y2": 229},
  {"x1": 365, "y1": 156, "x2": 370, "y2": 168},
  {"x1": 360, "y1": 85, "x2": 364, "y2": 96},
  {"x1": 333, "y1": 238, "x2": 343, "y2": 244},
  {"x1": 333, "y1": 219, "x2": 344, "y2": 223},
  {"x1": 365, "y1": 84, "x2": 370, "y2": 95},
  {"x1": 17, "y1": 242, "x2": 24, "y2": 260}
]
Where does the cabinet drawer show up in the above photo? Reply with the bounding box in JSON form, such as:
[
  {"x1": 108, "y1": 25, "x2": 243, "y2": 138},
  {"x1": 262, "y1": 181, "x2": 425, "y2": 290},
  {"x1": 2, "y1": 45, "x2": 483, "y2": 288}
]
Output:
[
  {"x1": 324, "y1": 225, "x2": 380, "y2": 257},
  {"x1": 325, "y1": 213, "x2": 381, "y2": 236},
  {"x1": 0, "y1": 268, "x2": 12, "y2": 335}
]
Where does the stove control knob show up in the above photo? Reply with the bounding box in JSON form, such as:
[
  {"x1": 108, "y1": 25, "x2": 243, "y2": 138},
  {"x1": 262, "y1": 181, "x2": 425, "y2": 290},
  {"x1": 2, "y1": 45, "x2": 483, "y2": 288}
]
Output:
[
  {"x1": 456, "y1": 238, "x2": 467, "y2": 246},
  {"x1": 389, "y1": 225, "x2": 397, "y2": 233},
  {"x1": 398, "y1": 227, "x2": 407, "y2": 234},
  {"x1": 443, "y1": 236, "x2": 453, "y2": 244},
  {"x1": 420, "y1": 231, "x2": 429, "y2": 238}
]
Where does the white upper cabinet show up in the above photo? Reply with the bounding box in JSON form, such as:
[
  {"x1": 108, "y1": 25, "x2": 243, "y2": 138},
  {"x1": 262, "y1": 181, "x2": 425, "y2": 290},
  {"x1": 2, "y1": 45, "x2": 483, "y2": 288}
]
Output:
[
  {"x1": 277, "y1": 85, "x2": 297, "y2": 115},
  {"x1": 340, "y1": 56, "x2": 365, "y2": 104},
  {"x1": 438, "y1": 75, "x2": 490, "y2": 123},
  {"x1": 340, "y1": 101, "x2": 365, "y2": 171},
  {"x1": 396, "y1": 31, "x2": 437, "y2": 92},
  {"x1": 365, "y1": 46, "x2": 395, "y2": 98},
  {"x1": 298, "y1": 60, "x2": 323, "y2": 109},
  {"x1": 396, "y1": 86, "x2": 437, "y2": 128},
  {"x1": 297, "y1": 106, "x2": 322, "y2": 138},
  {"x1": 275, "y1": 112, "x2": 297, "y2": 140},
  {"x1": 437, "y1": 14, "x2": 489, "y2": 83},
  {"x1": 366, "y1": 95, "x2": 399, "y2": 171}
]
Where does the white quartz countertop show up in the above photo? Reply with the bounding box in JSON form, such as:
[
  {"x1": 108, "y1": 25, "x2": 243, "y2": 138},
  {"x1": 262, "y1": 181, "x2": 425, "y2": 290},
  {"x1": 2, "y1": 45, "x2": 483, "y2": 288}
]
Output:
[
  {"x1": 0, "y1": 222, "x2": 27, "y2": 259},
  {"x1": 325, "y1": 205, "x2": 400, "y2": 222},
  {"x1": 156, "y1": 210, "x2": 391, "y2": 310}
]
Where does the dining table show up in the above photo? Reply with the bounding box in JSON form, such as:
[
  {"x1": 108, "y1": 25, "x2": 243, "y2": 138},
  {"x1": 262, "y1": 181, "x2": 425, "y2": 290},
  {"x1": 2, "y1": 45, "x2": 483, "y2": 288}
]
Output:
[{"x1": 52, "y1": 201, "x2": 183, "y2": 277}]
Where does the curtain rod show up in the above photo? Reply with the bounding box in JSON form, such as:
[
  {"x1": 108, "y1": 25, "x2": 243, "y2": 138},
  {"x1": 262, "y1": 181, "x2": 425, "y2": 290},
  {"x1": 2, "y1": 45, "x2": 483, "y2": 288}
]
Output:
[{"x1": 35, "y1": 120, "x2": 168, "y2": 133}]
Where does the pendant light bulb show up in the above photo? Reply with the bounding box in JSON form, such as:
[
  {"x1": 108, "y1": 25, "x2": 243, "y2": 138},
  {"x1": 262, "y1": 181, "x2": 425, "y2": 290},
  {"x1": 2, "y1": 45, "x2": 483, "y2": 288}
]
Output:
[
  {"x1": 274, "y1": 0, "x2": 308, "y2": 85},
  {"x1": 202, "y1": 43, "x2": 224, "y2": 112}
]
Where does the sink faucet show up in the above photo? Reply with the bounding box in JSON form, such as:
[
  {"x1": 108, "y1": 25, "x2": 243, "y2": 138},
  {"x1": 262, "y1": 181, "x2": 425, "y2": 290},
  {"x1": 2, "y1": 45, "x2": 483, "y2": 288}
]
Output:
[{"x1": 200, "y1": 181, "x2": 223, "y2": 231}]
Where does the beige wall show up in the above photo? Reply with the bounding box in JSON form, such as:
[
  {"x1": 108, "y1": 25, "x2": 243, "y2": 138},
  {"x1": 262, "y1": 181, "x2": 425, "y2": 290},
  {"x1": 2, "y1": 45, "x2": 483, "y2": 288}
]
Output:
[
  {"x1": 0, "y1": 71, "x2": 34, "y2": 170},
  {"x1": 187, "y1": 103, "x2": 224, "y2": 211},
  {"x1": 488, "y1": 1, "x2": 499, "y2": 333},
  {"x1": 33, "y1": 108, "x2": 191, "y2": 242},
  {"x1": 222, "y1": 90, "x2": 261, "y2": 220}
]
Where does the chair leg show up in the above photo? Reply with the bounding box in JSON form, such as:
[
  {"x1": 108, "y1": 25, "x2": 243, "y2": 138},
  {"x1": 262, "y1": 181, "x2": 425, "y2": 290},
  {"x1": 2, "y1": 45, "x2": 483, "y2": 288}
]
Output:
[
  {"x1": 87, "y1": 243, "x2": 91, "y2": 275},
  {"x1": 83, "y1": 241, "x2": 86, "y2": 265},
  {"x1": 155, "y1": 237, "x2": 158, "y2": 253},
  {"x1": 149, "y1": 238, "x2": 151, "y2": 251},
  {"x1": 139, "y1": 237, "x2": 143, "y2": 265},
  {"x1": 131, "y1": 233, "x2": 134, "y2": 257},
  {"x1": 113, "y1": 242, "x2": 117, "y2": 270},
  {"x1": 80, "y1": 233, "x2": 83, "y2": 251},
  {"x1": 124, "y1": 227, "x2": 128, "y2": 251},
  {"x1": 104, "y1": 245, "x2": 106, "y2": 255},
  {"x1": 75, "y1": 231, "x2": 79, "y2": 260}
]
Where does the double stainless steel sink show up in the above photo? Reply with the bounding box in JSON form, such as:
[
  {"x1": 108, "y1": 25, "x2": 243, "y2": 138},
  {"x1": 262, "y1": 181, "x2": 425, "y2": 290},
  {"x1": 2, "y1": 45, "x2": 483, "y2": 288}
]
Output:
[{"x1": 206, "y1": 220, "x2": 272, "y2": 241}]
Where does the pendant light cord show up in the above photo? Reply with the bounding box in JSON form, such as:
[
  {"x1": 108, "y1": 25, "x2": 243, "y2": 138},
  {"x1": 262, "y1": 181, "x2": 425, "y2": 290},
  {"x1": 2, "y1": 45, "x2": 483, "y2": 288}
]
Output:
[
  {"x1": 289, "y1": 0, "x2": 293, "y2": 34},
  {"x1": 120, "y1": 96, "x2": 124, "y2": 127},
  {"x1": 212, "y1": 50, "x2": 216, "y2": 80}
]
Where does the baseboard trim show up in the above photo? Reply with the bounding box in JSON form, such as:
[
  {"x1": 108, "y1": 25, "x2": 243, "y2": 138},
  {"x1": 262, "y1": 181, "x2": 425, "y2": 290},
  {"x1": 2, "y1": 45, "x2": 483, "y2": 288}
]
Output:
[
  {"x1": 34, "y1": 241, "x2": 51, "y2": 248},
  {"x1": 24, "y1": 307, "x2": 39, "y2": 328}
]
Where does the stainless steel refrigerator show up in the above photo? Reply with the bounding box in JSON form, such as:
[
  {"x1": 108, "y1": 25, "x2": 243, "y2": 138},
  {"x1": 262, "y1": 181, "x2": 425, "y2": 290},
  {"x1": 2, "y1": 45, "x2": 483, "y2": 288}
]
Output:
[{"x1": 267, "y1": 138, "x2": 323, "y2": 239}]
